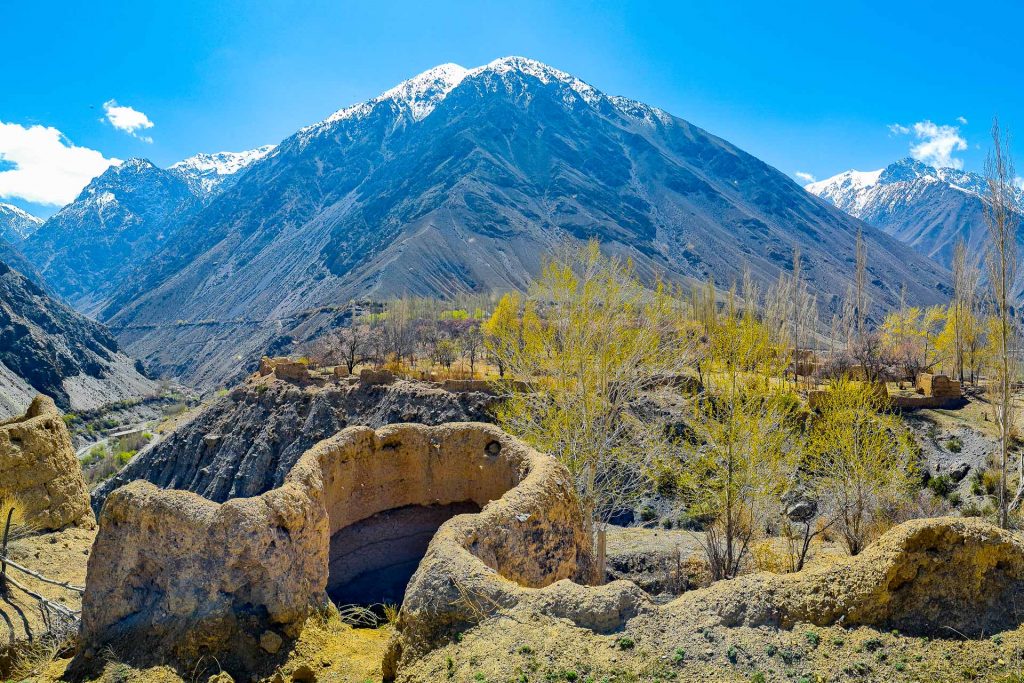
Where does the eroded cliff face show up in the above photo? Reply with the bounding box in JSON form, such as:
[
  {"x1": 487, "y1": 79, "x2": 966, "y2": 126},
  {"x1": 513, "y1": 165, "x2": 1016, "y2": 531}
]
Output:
[
  {"x1": 91, "y1": 375, "x2": 495, "y2": 511},
  {"x1": 0, "y1": 261, "x2": 157, "y2": 419},
  {"x1": 0, "y1": 395, "x2": 95, "y2": 530}
]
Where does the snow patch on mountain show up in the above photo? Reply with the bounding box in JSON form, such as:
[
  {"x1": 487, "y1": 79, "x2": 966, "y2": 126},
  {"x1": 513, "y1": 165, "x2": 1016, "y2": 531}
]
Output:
[
  {"x1": 806, "y1": 168, "x2": 885, "y2": 214},
  {"x1": 474, "y1": 56, "x2": 602, "y2": 107},
  {"x1": 171, "y1": 145, "x2": 276, "y2": 194},
  {"x1": 0, "y1": 202, "x2": 43, "y2": 241}
]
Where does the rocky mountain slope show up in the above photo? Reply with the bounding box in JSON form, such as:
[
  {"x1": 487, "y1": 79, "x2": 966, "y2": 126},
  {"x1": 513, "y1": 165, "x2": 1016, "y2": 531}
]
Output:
[
  {"x1": 20, "y1": 147, "x2": 273, "y2": 316},
  {"x1": 807, "y1": 158, "x2": 1024, "y2": 274},
  {"x1": 90, "y1": 373, "x2": 494, "y2": 509},
  {"x1": 100, "y1": 57, "x2": 950, "y2": 388},
  {"x1": 0, "y1": 201, "x2": 42, "y2": 242},
  {"x1": 21, "y1": 159, "x2": 205, "y2": 315},
  {"x1": 0, "y1": 234, "x2": 45, "y2": 289},
  {"x1": 0, "y1": 258, "x2": 157, "y2": 418}
]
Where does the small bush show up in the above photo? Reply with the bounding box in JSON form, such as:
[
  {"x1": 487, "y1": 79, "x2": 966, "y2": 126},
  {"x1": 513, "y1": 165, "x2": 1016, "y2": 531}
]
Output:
[
  {"x1": 983, "y1": 469, "x2": 1001, "y2": 495},
  {"x1": 672, "y1": 648, "x2": 685, "y2": 663},
  {"x1": 947, "y1": 435, "x2": 963, "y2": 452},
  {"x1": 961, "y1": 502, "x2": 984, "y2": 517},
  {"x1": 752, "y1": 539, "x2": 791, "y2": 574},
  {"x1": 616, "y1": 637, "x2": 635, "y2": 650},
  {"x1": 970, "y1": 471, "x2": 984, "y2": 496},
  {"x1": 927, "y1": 474, "x2": 955, "y2": 498},
  {"x1": 805, "y1": 630, "x2": 820, "y2": 648},
  {"x1": 639, "y1": 506, "x2": 657, "y2": 523}
]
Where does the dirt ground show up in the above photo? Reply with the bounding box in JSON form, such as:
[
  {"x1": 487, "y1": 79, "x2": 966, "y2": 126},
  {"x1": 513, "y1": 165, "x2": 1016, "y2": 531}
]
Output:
[
  {"x1": 35, "y1": 610, "x2": 390, "y2": 683},
  {"x1": 1, "y1": 526, "x2": 95, "y2": 678},
  {"x1": 397, "y1": 607, "x2": 1024, "y2": 683}
]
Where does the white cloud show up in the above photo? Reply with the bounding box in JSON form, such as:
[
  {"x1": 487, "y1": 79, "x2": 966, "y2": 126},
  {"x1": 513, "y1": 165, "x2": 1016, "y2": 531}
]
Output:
[
  {"x1": 957, "y1": 115, "x2": 968, "y2": 125},
  {"x1": 0, "y1": 121, "x2": 120, "y2": 206},
  {"x1": 103, "y1": 100, "x2": 154, "y2": 142},
  {"x1": 889, "y1": 119, "x2": 968, "y2": 169},
  {"x1": 794, "y1": 171, "x2": 816, "y2": 184},
  {"x1": 1015, "y1": 176, "x2": 1024, "y2": 191}
]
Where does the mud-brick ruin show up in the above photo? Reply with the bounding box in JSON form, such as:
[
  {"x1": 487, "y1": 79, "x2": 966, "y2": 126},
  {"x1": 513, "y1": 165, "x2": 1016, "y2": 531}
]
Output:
[
  {"x1": 77, "y1": 423, "x2": 598, "y2": 676},
  {"x1": 74, "y1": 413, "x2": 1024, "y2": 680},
  {"x1": 0, "y1": 395, "x2": 94, "y2": 531}
]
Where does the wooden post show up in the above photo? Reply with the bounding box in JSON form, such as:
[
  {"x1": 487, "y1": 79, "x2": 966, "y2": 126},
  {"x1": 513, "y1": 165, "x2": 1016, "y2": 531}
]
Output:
[
  {"x1": 595, "y1": 524, "x2": 607, "y2": 586},
  {"x1": 0, "y1": 507, "x2": 13, "y2": 593}
]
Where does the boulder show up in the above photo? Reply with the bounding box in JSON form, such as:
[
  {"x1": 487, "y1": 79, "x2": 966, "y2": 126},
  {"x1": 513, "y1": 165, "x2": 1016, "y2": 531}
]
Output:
[{"x1": 949, "y1": 461, "x2": 971, "y2": 483}]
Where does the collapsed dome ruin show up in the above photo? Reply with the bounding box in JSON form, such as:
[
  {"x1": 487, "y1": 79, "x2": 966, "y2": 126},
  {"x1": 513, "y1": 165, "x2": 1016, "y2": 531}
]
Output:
[{"x1": 77, "y1": 422, "x2": 598, "y2": 677}]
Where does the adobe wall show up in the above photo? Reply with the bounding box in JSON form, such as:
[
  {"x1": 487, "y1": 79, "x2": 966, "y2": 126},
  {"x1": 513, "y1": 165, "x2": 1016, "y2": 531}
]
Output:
[
  {"x1": 0, "y1": 395, "x2": 94, "y2": 531},
  {"x1": 77, "y1": 422, "x2": 595, "y2": 677}
]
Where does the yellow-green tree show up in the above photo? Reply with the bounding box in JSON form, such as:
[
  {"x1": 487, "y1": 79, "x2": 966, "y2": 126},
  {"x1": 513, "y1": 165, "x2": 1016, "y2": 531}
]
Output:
[
  {"x1": 481, "y1": 291, "x2": 522, "y2": 378},
  {"x1": 683, "y1": 290, "x2": 795, "y2": 579},
  {"x1": 881, "y1": 304, "x2": 946, "y2": 379},
  {"x1": 804, "y1": 379, "x2": 917, "y2": 555},
  {"x1": 686, "y1": 386, "x2": 798, "y2": 579},
  {"x1": 487, "y1": 242, "x2": 693, "y2": 528}
]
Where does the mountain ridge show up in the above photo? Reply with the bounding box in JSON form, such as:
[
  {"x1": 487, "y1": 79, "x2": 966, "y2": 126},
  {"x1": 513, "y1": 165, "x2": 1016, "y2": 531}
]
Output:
[
  {"x1": 807, "y1": 157, "x2": 1024, "y2": 278},
  {"x1": 20, "y1": 145, "x2": 274, "y2": 315},
  {"x1": 94, "y1": 57, "x2": 949, "y2": 388},
  {"x1": 0, "y1": 257, "x2": 157, "y2": 418}
]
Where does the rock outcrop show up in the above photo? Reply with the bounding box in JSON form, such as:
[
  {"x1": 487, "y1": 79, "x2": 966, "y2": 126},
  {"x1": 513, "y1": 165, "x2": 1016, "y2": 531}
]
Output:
[
  {"x1": 78, "y1": 423, "x2": 595, "y2": 679},
  {"x1": 91, "y1": 374, "x2": 494, "y2": 511},
  {"x1": 0, "y1": 395, "x2": 94, "y2": 530}
]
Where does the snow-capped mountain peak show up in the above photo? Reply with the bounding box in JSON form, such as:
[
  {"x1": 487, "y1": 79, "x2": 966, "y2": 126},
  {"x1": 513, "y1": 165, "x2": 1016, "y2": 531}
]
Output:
[
  {"x1": 0, "y1": 202, "x2": 43, "y2": 241},
  {"x1": 171, "y1": 145, "x2": 276, "y2": 194},
  {"x1": 807, "y1": 156, "x2": 1024, "y2": 276},
  {"x1": 805, "y1": 168, "x2": 884, "y2": 214},
  {"x1": 322, "y1": 63, "x2": 470, "y2": 126},
  {"x1": 303, "y1": 56, "x2": 667, "y2": 141},
  {"x1": 471, "y1": 56, "x2": 603, "y2": 106}
]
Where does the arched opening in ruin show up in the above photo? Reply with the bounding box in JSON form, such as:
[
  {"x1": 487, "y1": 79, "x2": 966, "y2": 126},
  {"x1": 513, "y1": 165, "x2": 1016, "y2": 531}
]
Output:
[
  {"x1": 320, "y1": 427, "x2": 519, "y2": 610},
  {"x1": 327, "y1": 501, "x2": 481, "y2": 606}
]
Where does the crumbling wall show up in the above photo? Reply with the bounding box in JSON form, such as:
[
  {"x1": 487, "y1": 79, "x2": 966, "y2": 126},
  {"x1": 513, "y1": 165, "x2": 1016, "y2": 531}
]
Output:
[
  {"x1": 382, "y1": 428, "x2": 601, "y2": 674},
  {"x1": 258, "y1": 356, "x2": 310, "y2": 381},
  {"x1": 917, "y1": 373, "x2": 962, "y2": 399},
  {"x1": 661, "y1": 517, "x2": 1024, "y2": 636},
  {"x1": 360, "y1": 368, "x2": 396, "y2": 385},
  {"x1": 0, "y1": 395, "x2": 94, "y2": 530},
  {"x1": 78, "y1": 423, "x2": 594, "y2": 678}
]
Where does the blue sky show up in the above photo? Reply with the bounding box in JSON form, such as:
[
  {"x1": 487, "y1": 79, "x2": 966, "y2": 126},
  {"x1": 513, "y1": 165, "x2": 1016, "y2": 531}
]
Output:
[{"x1": 2, "y1": 0, "x2": 1022, "y2": 217}]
